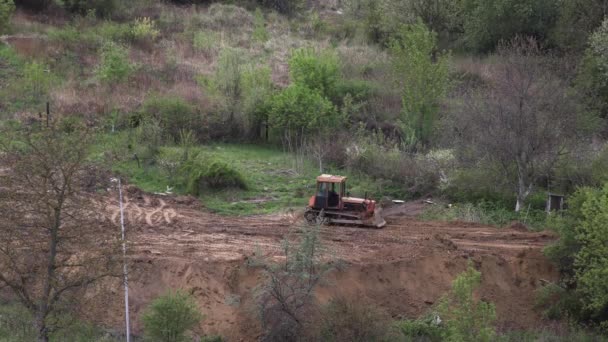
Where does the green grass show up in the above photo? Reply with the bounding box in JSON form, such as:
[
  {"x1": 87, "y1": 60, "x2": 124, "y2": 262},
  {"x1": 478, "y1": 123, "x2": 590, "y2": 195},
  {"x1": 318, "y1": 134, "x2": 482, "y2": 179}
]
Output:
[
  {"x1": 98, "y1": 136, "x2": 384, "y2": 216},
  {"x1": 419, "y1": 200, "x2": 549, "y2": 230}
]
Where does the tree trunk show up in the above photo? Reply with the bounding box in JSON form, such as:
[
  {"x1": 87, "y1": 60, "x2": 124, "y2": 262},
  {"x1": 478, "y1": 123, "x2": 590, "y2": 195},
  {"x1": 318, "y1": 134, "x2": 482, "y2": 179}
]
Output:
[{"x1": 35, "y1": 316, "x2": 49, "y2": 342}]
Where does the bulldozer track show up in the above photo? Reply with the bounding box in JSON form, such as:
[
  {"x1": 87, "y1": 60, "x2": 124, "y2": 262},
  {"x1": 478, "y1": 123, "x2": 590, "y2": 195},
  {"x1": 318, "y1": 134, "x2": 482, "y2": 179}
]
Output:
[{"x1": 96, "y1": 190, "x2": 554, "y2": 263}]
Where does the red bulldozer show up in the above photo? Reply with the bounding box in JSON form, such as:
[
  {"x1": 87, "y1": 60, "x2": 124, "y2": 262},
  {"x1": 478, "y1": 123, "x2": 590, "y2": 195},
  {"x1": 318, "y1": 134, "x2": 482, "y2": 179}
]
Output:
[{"x1": 304, "y1": 174, "x2": 386, "y2": 228}]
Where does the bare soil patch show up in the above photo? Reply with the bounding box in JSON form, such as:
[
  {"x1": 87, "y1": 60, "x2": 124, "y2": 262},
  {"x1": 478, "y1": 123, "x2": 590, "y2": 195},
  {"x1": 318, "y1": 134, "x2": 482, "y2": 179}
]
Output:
[{"x1": 90, "y1": 189, "x2": 558, "y2": 339}]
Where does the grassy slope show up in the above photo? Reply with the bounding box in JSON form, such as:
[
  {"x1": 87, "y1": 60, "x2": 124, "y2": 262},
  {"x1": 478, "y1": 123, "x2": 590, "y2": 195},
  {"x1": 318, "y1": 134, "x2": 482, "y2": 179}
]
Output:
[{"x1": 96, "y1": 135, "x2": 384, "y2": 215}]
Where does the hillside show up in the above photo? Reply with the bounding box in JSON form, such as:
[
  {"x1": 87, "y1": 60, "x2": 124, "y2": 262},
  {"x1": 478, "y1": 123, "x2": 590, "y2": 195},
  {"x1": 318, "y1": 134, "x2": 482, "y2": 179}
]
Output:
[{"x1": 1, "y1": 0, "x2": 608, "y2": 341}]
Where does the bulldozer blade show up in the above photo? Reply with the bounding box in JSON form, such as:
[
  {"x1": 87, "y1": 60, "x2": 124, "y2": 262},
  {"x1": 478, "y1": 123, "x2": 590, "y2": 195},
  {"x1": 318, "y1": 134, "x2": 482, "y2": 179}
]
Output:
[
  {"x1": 362, "y1": 209, "x2": 386, "y2": 228},
  {"x1": 373, "y1": 207, "x2": 387, "y2": 228}
]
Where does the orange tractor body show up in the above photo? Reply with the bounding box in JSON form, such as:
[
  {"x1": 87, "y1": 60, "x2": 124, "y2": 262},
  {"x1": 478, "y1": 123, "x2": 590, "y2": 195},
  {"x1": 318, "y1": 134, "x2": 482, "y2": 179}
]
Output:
[{"x1": 304, "y1": 174, "x2": 386, "y2": 228}]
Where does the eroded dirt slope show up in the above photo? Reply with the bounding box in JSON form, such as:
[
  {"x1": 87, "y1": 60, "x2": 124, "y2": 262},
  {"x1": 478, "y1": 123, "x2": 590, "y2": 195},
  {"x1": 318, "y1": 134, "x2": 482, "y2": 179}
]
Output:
[{"x1": 92, "y1": 187, "x2": 558, "y2": 340}]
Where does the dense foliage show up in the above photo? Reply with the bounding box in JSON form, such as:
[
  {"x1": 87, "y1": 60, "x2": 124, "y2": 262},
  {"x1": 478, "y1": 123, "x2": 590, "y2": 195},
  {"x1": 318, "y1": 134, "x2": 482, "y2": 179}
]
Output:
[{"x1": 142, "y1": 291, "x2": 203, "y2": 342}]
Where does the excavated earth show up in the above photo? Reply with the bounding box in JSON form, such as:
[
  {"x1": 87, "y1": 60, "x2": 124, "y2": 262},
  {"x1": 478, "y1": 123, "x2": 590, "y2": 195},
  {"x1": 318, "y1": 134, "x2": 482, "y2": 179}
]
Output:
[{"x1": 90, "y1": 187, "x2": 558, "y2": 340}]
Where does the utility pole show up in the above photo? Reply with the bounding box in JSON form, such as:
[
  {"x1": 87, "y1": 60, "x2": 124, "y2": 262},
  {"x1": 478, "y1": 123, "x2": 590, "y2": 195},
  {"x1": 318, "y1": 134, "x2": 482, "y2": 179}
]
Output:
[{"x1": 114, "y1": 178, "x2": 131, "y2": 342}]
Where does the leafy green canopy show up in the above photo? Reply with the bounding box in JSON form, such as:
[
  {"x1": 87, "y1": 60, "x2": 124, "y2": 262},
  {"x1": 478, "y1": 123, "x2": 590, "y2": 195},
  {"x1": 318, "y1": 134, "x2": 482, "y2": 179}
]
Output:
[
  {"x1": 267, "y1": 84, "x2": 338, "y2": 135},
  {"x1": 390, "y1": 20, "x2": 450, "y2": 148},
  {"x1": 436, "y1": 265, "x2": 497, "y2": 342},
  {"x1": 288, "y1": 48, "x2": 340, "y2": 100},
  {"x1": 460, "y1": 0, "x2": 558, "y2": 52},
  {"x1": 142, "y1": 290, "x2": 203, "y2": 342},
  {"x1": 0, "y1": 0, "x2": 15, "y2": 34},
  {"x1": 574, "y1": 183, "x2": 608, "y2": 324}
]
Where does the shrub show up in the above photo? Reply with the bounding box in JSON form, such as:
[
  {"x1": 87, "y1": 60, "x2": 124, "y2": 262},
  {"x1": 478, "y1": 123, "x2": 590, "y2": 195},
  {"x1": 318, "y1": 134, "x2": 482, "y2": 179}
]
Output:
[
  {"x1": 459, "y1": 0, "x2": 559, "y2": 52},
  {"x1": 133, "y1": 117, "x2": 164, "y2": 162},
  {"x1": 573, "y1": 183, "x2": 608, "y2": 324},
  {"x1": 207, "y1": 3, "x2": 253, "y2": 30},
  {"x1": 436, "y1": 265, "x2": 496, "y2": 342},
  {"x1": 97, "y1": 21, "x2": 131, "y2": 43},
  {"x1": 390, "y1": 20, "x2": 451, "y2": 148},
  {"x1": 398, "y1": 317, "x2": 443, "y2": 341},
  {"x1": 318, "y1": 297, "x2": 392, "y2": 342},
  {"x1": 345, "y1": 129, "x2": 440, "y2": 198},
  {"x1": 142, "y1": 290, "x2": 203, "y2": 342},
  {"x1": 22, "y1": 61, "x2": 53, "y2": 105},
  {"x1": 288, "y1": 48, "x2": 340, "y2": 99},
  {"x1": 141, "y1": 96, "x2": 199, "y2": 143},
  {"x1": 214, "y1": 48, "x2": 245, "y2": 136},
  {"x1": 255, "y1": 226, "x2": 331, "y2": 341},
  {"x1": 242, "y1": 65, "x2": 274, "y2": 139},
  {"x1": 182, "y1": 154, "x2": 247, "y2": 195},
  {"x1": 0, "y1": 0, "x2": 15, "y2": 34},
  {"x1": 268, "y1": 84, "x2": 338, "y2": 139},
  {"x1": 95, "y1": 42, "x2": 132, "y2": 84},
  {"x1": 192, "y1": 31, "x2": 218, "y2": 55},
  {"x1": 57, "y1": 0, "x2": 118, "y2": 18},
  {"x1": 130, "y1": 17, "x2": 160, "y2": 43},
  {"x1": 257, "y1": 0, "x2": 304, "y2": 16},
  {"x1": 252, "y1": 8, "x2": 269, "y2": 42}
]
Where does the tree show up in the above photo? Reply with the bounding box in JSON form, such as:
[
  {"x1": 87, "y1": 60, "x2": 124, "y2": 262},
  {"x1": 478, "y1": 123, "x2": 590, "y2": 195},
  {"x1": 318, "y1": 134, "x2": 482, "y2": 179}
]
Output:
[
  {"x1": 436, "y1": 265, "x2": 496, "y2": 342},
  {"x1": 448, "y1": 37, "x2": 585, "y2": 211},
  {"x1": 268, "y1": 84, "x2": 338, "y2": 142},
  {"x1": 551, "y1": 0, "x2": 607, "y2": 51},
  {"x1": 0, "y1": 0, "x2": 15, "y2": 34},
  {"x1": 573, "y1": 183, "x2": 608, "y2": 325},
  {"x1": 256, "y1": 226, "x2": 331, "y2": 341},
  {"x1": 390, "y1": 20, "x2": 451, "y2": 148},
  {"x1": 242, "y1": 65, "x2": 274, "y2": 140},
  {"x1": 96, "y1": 42, "x2": 132, "y2": 85},
  {"x1": 0, "y1": 127, "x2": 119, "y2": 342},
  {"x1": 459, "y1": 0, "x2": 559, "y2": 52},
  {"x1": 142, "y1": 290, "x2": 203, "y2": 342},
  {"x1": 23, "y1": 61, "x2": 53, "y2": 106},
  {"x1": 576, "y1": 18, "x2": 608, "y2": 120},
  {"x1": 288, "y1": 48, "x2": 340, "y2": 100},
  {"x1": 215, "y1": 48, "x2": 244, "y2": 137}
]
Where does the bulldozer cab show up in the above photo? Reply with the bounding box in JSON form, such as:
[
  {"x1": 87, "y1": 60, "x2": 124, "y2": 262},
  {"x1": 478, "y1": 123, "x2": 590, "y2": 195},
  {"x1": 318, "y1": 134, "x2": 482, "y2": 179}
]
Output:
[{"x1": 313, "y1": 175, "x2": 346, "y2": 209}]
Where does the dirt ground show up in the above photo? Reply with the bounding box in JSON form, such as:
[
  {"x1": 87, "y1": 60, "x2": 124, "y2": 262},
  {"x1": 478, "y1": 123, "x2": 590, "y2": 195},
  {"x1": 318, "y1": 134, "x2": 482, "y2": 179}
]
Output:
[{"x1": 91, "y1": 187, "x2": 559, "y2": 340}]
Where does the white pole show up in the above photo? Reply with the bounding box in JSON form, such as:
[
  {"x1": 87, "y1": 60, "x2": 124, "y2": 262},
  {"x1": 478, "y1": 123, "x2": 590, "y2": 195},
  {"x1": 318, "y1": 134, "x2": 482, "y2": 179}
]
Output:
[{"x1": 118, "y1": 178, "x2": 131, "y2": 342}]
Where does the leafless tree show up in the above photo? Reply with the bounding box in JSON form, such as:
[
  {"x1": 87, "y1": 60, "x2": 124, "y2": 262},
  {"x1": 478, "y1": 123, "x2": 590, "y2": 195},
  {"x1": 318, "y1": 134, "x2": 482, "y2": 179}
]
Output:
[
  {"x1": 0, "y1": 127, "x2": 120, "y2": 341},
  {"x1": 306, "y1": 133, "x2": 332, "y2": 173},
  {"x1": 447, "y1": 37, "x2": 588, "y2": 211},
  {"x1": 255, "y1": 226, "x2": 332, "y2": 342}
]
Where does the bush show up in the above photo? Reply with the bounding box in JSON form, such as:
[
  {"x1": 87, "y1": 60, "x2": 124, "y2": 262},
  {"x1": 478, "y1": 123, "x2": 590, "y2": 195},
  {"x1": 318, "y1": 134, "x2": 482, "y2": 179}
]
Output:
[
  {"x1": 130, "y1": 17, "x2": 160, "y2": 44},
  {"x1": 134, "y1": 118, "x2": 164, "y2": 161},
  {"x1": 182, "y1": 154, "x2": 247, "y2": 195},
  {"x1": 192, "y1": 31, "x2": 218, "y2": 55},
  {"x1": 242, "y1": 65, "x2": 274, "y2": 139},
  {"x1": 398, "y1": 317, "x2": 443, "y2": 341},
  {"x1": 206, "y1": 3, "x2": 253, "y2": 30},
  {"x1": 345, "y1": 129, "x2": 440, "y2": 198},
  {"x1": 459, "y1": 0, "x2": 559, "y2": 52},
  {"x1": 95, "y1": 42, "x2": 132, "y2": 84},
  {"x1": 255, "y1": 226, "x2": 331, "y2": 341},
  {"x1": 22, "y1": 61, "x2": 53, "y2": 106},
  {"x1": 57, "y1": 0, "x2": 118, "y2": 18},
  {"x1": 436, "y1": 265, "x2": 496, "y2": 342},
  {"x1": 142, "y1": 290, "x2": 203, "y2": 342},
  {"x1": 288, "y1": 48, "x2": 340, "y2": 99},
  {"x1": 390, "y1": 20, "x2": 451, "y2": 148},
  {"x1": 141, "y1": 96, "x2": 199, "y2": 143},
  {"x1": 257, "y1": 0, "x2": 304, "y2": 16},
  {"x1": 0, "y1": 0, "x2": 14, "y2": 34},
  {"x1": 318, "y1": 297, "x2": 392, "y2": 342},
  {"x1": 268, "y1": 84, "x2": 338, "y2": 140},
  {"x1": 252, "y1": 8, "x2": 269, "y2": 42},
  {"x1": 573, "y1": 183, "x2": 608, "y2": 325}
]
